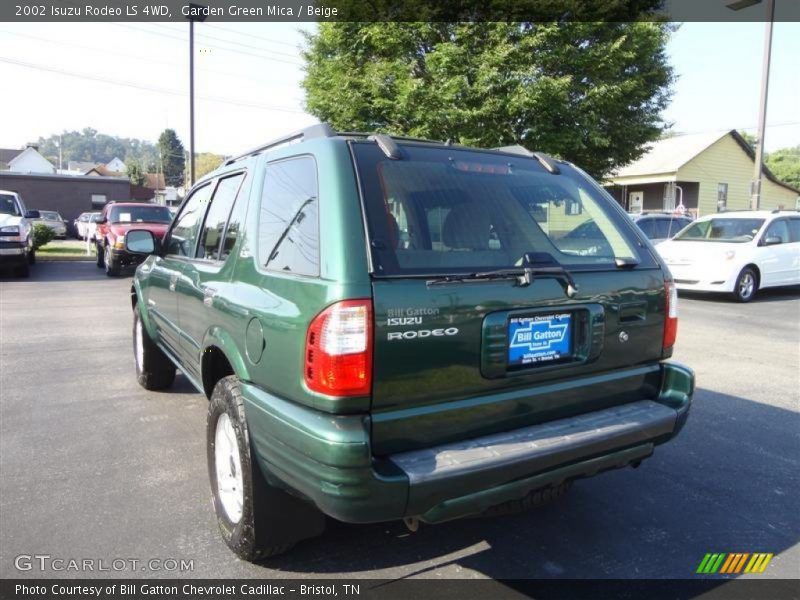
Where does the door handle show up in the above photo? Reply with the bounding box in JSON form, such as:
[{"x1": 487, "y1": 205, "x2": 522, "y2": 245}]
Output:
[{"x1": 203, "y1": 287, "x2": 218, "y2": 307}]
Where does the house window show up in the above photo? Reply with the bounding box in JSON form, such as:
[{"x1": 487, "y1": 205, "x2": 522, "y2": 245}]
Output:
[
  {"x1": 91, "y1": 194, "x2": 107, "y2": 208},
  {"x1": 717, "y1": 184, "x2": 728, "y2": 212},
  {"x1": 565, "y1": 198, "x2": 582, "y2": 215}
]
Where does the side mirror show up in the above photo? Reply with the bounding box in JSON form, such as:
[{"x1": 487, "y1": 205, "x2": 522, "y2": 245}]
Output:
[
  {"x1": 126, "y1": 229, "x2": 158, "y2": 255},
  {"x1": 764, "y1": 236, "x2": 783, "y2": 246},
  {"x1": 25, "y1": 210, "x2": 40, "y2": 219}
]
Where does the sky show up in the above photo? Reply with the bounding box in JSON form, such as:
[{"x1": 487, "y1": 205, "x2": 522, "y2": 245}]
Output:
[{"x1": 0, "y1": 21, "x2": 798, "y2": 157}]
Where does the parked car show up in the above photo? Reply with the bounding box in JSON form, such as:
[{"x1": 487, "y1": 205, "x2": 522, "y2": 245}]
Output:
[
  {"x1": 74, "y1": 212, "x2": 95, "y2": 239},
  {"x1": 631, "y1": 212, "x2": 694, "y2": 245},
  {"x1": 657, "y1": 210, "x2": 800, "y2": 302},
  {"x1": 35, "y1": 210, "x2": 68, "y2": 239},
  {"x1": 0, "y1": 190, "x2": 39, "y2": 277},
  {"x1": 126, "y1": 124, "x2": 695, "y2": 561},
  {"x1": 95, "y1": 202, "x2": 172, "y2": 277},
  {"x1": 559, "y1": 213, "x2": 693, "y2": 256}
]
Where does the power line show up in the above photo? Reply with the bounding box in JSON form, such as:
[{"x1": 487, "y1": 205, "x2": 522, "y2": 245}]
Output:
[
  {"x1": 0, "y1": 57, "x2": 307, "y2": 114},
  {"x1": 111, "y1": 23, "x2": 303, "y2": 66},
  {"x1": 204, "y1": 23, "x2": 300, "y2": 48},
  {"x1": 0, "y1": 29, "x2": 298, "y2": 86},
  {"x1": 146, "y1": 22, "x2": 301, "y2": 60}
]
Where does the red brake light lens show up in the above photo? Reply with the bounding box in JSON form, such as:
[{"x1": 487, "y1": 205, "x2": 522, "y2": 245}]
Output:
[
  {"x1": 663, "y1": 280, "x2": 678, "y2": 351},
  {"x1": 305, "y1": 299, "x2": 372, "y2": 397}
]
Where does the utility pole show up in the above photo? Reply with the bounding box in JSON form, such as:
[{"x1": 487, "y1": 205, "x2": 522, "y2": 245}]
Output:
[
  {"x1": 751, "y1": 0, "x2": 775, "y2": 210},
  {"x1": 728, "y1": 0, "x2": 776, "y2": 211},
  {"x1": 186, "y1": 4, "x2": 207, "y2": 188}
]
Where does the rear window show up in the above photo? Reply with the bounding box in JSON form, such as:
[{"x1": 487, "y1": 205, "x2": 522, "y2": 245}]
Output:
[
  {"x1": 109, "y1": 205, "x2": 172, "y2": 224},
  {"x1": 674, "y1": 218, "x2": 764, "y2": 243},
  {"x1": 352, "y1": 142, "x2": 647, "y2": 275}
]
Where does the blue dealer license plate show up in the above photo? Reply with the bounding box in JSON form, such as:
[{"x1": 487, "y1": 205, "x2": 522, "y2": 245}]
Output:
[{"x1": 508, "y1": 313, "x2": 572, "y2": 367}]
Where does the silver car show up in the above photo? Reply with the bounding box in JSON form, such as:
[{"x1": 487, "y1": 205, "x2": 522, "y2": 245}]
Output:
[{"x1": 36, "y1": 210, "x2": 68, "y2": 239}]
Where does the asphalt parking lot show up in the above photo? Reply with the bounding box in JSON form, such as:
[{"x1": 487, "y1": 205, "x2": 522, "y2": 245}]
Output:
[{"x1": 0, "y1": 262, "x2": 798, "y2": 580}]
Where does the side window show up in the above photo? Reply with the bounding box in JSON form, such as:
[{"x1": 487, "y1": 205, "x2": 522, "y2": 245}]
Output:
[
  {"x1": 197, "y1": 173, "x2": 245, "y2": 261},
  {"x1": 787, "y1": 219, "x2": 800, "y2": 243},
  {"x1": 668, "y1": 218, "x2": 692, "y2": 237},
  {"x1": 258, "y1": 157, "x2": 319, "y2": 276},
  {"x1": 636, "y1": 219, "x2": 656, "y2": 238},
  {"x1": 167, "y1": 184, "x2": 212, "y2": 257},
  {"x1": 764, "y1": 219, "x2": 790, "y2": 244},
  {"x1": 220, "y1": 178, "x2": 249, "y2": 261}
]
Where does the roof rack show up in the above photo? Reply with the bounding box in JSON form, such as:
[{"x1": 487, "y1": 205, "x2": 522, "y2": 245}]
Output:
[
  {"x1": 494, "y1": 145, "x2": 561, "y2": 174},
  {"x1": 224, "y1": 123, "x2": 564, "y2": 170},
  {"x1": 224, "y1": 123, "x2": 336, "y2": 165}
]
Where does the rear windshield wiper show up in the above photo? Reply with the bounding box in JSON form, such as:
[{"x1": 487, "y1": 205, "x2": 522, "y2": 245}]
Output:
[
  {"x1": 427, "y1": 252, "x2": 579, "y2": 298},
  {"x1": 264, "y1": 196, "x2": 316, "y2": 268}
]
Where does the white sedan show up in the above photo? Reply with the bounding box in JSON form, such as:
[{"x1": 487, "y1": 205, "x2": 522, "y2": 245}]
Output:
[{"x1": 656, "y1": 211, "x2": 800, "y2": 302}]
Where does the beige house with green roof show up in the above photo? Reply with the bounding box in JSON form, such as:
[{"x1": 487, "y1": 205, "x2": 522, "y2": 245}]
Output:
[{"x1": 605, "y1": 130, "x2": 800, "y2": 217}]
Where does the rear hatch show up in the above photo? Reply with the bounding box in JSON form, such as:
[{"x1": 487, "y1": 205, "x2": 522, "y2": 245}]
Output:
[{"x1": 350, "y1": 141, "x2": 668, "y2": 455}]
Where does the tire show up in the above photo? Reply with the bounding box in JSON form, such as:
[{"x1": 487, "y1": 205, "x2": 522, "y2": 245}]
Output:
[
  {"x1": 732, "y1": 267, "x2": 758, "y2": 303},
  {"x1": 27, "y1": 247, "x2": 35, "y2": 265},
  {"x1": 481, "y1": 481, "x2": 572, "y2": 518},
  {"x1": 207, "y1": 376, "x2": 325, "y2": 562},
  {"x1": 105, "y1": 246, "x2": 121, "y2": 277},
  {"x1": 96, "y1": 242, "x2": 104, "y2": 268},
  {"x1": 133, "y1": 305, "x2": 175, "y2": 390}
]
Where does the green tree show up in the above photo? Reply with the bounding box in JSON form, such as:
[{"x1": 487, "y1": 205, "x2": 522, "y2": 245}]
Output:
[
  {"x1": 738, "y1": 131, "x2": 756, "y2": 149},
  {"x1": 302, "y1": 22, "x2": 675, "y2": 178},
  {"x1": 157, "y1": 129, "x2": 186, "y2": 187},
  {"x1": 765, "y1": 145, "x2": 800, "y2": 190},
  {"x1": 125, "y1": 158, "x2": 146, "y2": 186},
  {"x1": 36, "y1": 129, "x2": 159, "y2": 170},
  {"x1": 195, "y1": 153, "x2": 225, "y2": 180}
]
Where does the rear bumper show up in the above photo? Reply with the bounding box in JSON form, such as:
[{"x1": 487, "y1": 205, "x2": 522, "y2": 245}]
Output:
[{"x1": 242, "y1": 361, "x2": 694, "y2": 524}]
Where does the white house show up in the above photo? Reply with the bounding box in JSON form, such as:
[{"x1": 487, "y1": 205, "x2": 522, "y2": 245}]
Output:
[
  {"x1": 105, "y1": 157, "x2": 126, "y2": 173},
  {"x1": 7, "y1": 147, "x2": 55, "y2": 174}
]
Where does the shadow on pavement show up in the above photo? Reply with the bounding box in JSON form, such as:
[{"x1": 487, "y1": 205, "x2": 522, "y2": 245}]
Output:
[
  {"x1": 0, "y1": 260, "x2": 114, "y2": 283},
  {"x1": 254, "y1": 387, "x2": 799, "y2": 579}
]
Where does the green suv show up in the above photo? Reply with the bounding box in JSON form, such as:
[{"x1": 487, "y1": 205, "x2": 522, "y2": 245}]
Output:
[{"x1": 126, "y1": 124, "x2": 694, "y2": 561}]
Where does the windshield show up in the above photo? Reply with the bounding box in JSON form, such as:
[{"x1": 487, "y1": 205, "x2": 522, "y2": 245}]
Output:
[
  {"x1": 41, "y1": 211, "x2": 60, "y2": 220},
  {"x1": 674, "y1": 218, "x2": 765, "y2": 243},
  {"x1": 352, "y1": 142, "x2": 647, "y2": 275},
  {"x1": 109, "y1": 205, "x2": 172, "y2": 224},
  {"x1": 89, "y1": 213, "x2": 102, "y2": 223},
  {"x1": 0, "y1": 194, "x2": 21, "y2": 216}
]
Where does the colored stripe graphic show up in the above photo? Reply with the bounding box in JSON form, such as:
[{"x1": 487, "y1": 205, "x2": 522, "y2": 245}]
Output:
[{"x1": 698, "y1": 553, "x2": 774, "y2": 574}]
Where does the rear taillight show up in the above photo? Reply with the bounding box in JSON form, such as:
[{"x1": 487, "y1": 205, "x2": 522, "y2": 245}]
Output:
[
  {"x1": 305, "y1": 299, "x2": 372, "y2": 397},
  {"x1": 663, "y1": 280, "x2": 678, "y2": 351}
]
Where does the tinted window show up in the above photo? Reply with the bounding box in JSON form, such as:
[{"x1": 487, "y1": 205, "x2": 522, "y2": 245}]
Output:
[
  {"x1": 258, "y1": 157, "x2": 319, "y2": 276},
  {"x1": 109, "y1": 205, "x2": 172, "y2": 224},
  {"x1": 221, "y1": 179, "x2": 248, "y2": 261},
  {"x1": 167, "y1": 185, "x2": 212, "y2": 256},
  {"x1": 636, "y1": 219, "x2": 657, "y2": 238},
  {"x1": 787, "y1": 218, "x2": 800, "y2": 243},
  {"x1": 197, "y1": 173, "x2": 244, "y2": 261},
  {"x1": 352, "y1": 142, "x2": 642, "y2": 275},
  {"x1": 0, "y1": 194, "x2": 21, "y2": 216},
  {"x1": 667, "y1": 218, "x2": 693, "y2": 237},
  {"x1": 764, "y1": 219, "x2": 790, "y2": 244},
  {"x1": 675, "y1": 218, "x2": 764, "y2": 243}
]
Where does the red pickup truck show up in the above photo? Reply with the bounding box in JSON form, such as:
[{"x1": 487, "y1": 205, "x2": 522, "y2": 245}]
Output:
[{"x1": 95, "y1": 202, "x2": 173, "y2": 276}]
